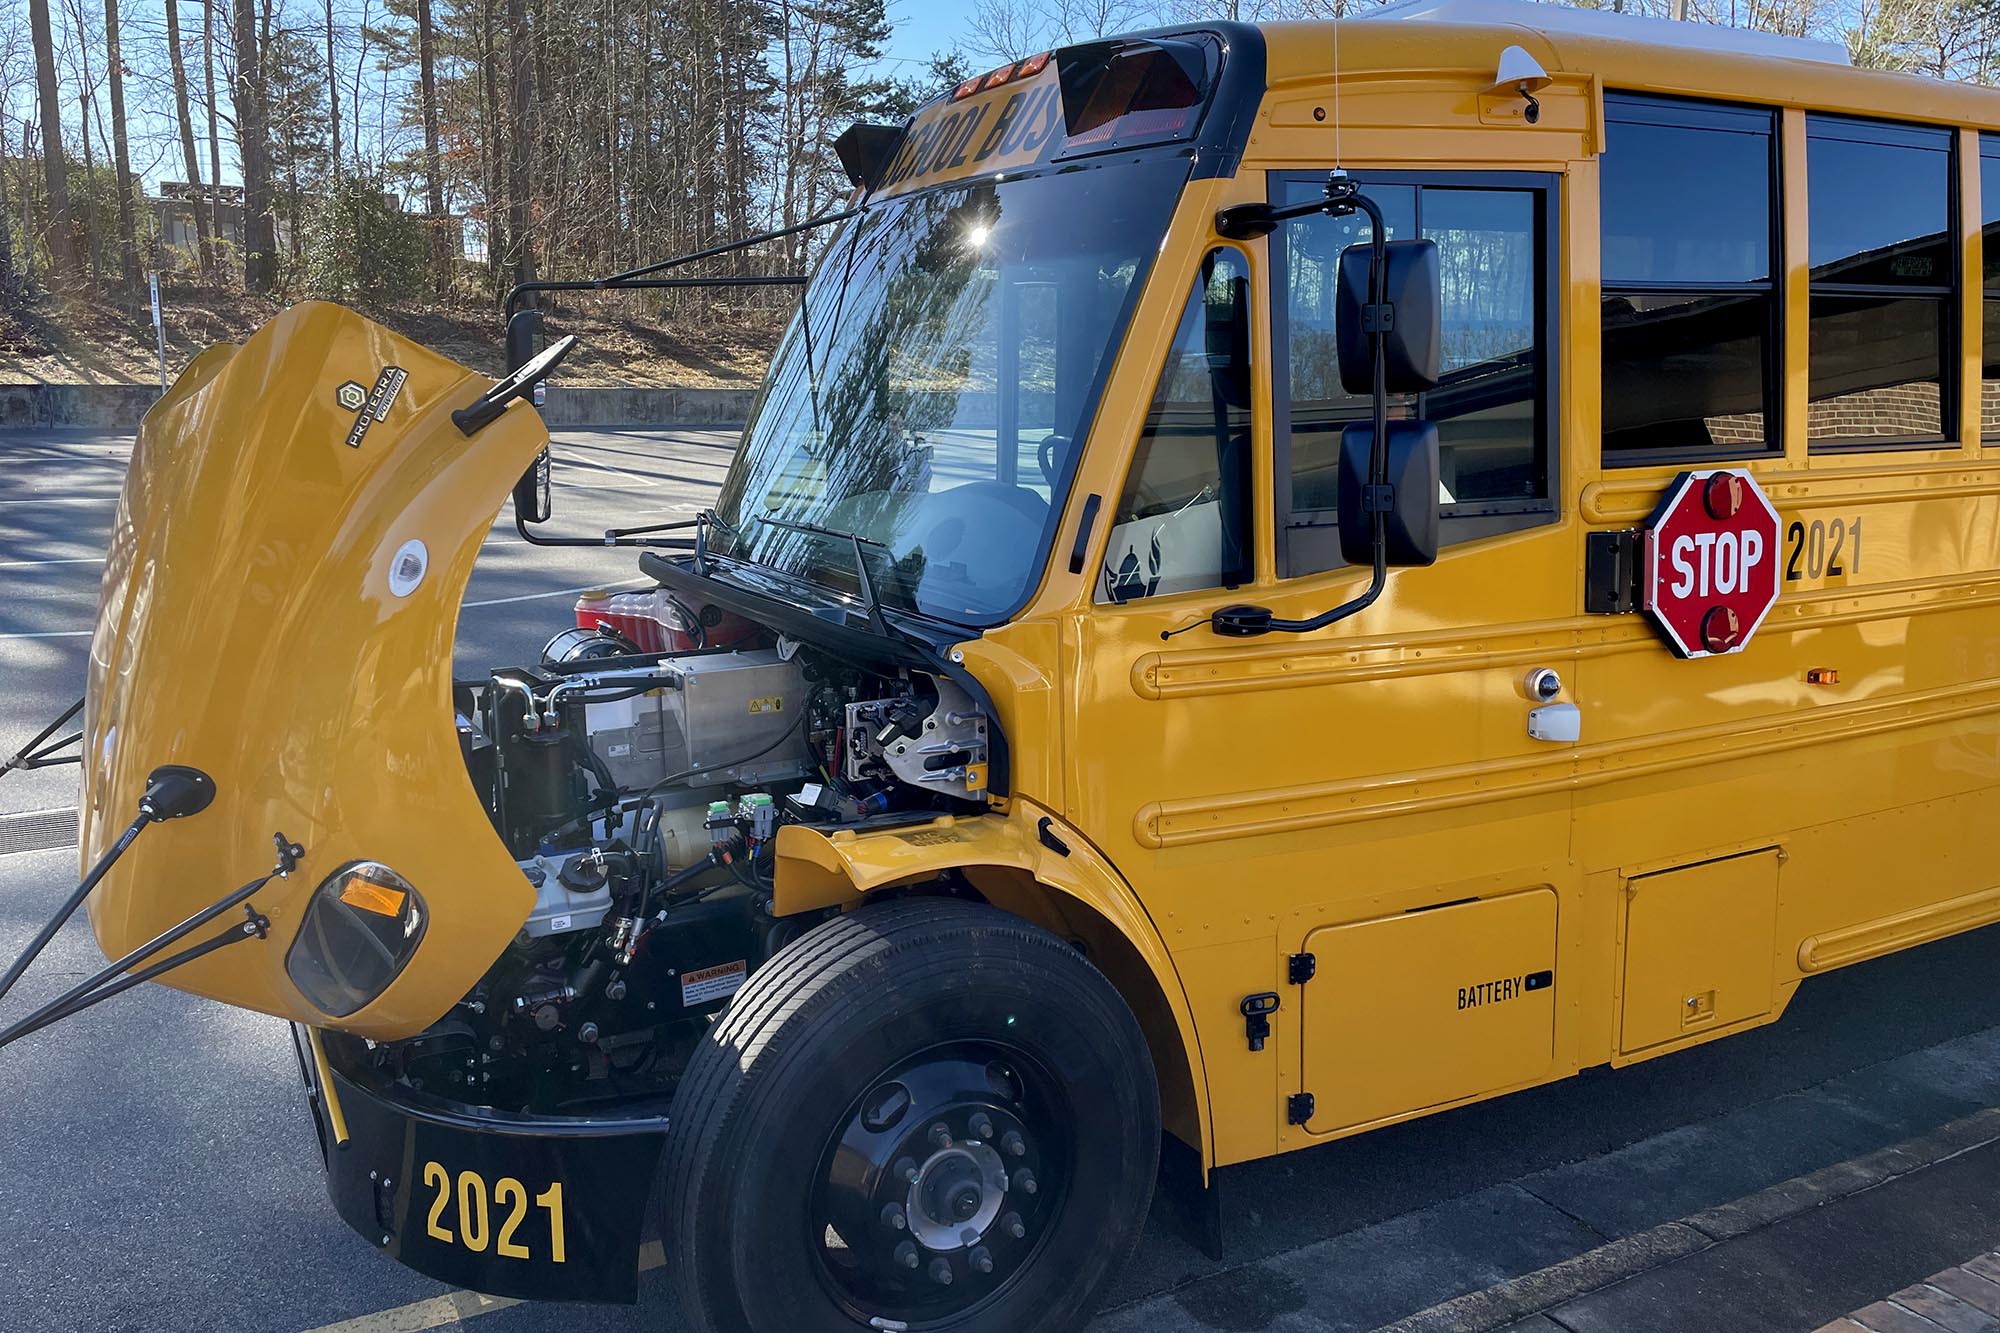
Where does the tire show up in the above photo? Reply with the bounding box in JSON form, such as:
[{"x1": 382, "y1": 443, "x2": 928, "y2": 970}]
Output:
[{"x1": 662, "y1": 896, "x2": 1160, "y2": 1333}]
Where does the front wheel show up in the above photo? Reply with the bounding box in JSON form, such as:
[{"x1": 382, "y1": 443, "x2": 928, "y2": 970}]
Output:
[{"x1": 661, "y1": 897, "x2": 1159, "y2": 1333}]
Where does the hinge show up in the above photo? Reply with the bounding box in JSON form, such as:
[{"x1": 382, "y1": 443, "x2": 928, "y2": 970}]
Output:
[
  {"x1": 1585, "y1": 528, "x2": 1642, "y2": 615},
  {"x1": 1288, "y1": 952, "x2": 1316, "y2": 985},
  {"x1": 1287, "y1": 1092, "x2": 1316, "y2": 1125},
  {"x1": 1239, "y1": 992, "x2": 1279, "y2": 1052}
]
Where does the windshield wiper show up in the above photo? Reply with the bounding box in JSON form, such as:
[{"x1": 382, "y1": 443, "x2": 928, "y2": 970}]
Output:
[{"x1": 752, "y1": 514, "x2": 892, "y2": 639}]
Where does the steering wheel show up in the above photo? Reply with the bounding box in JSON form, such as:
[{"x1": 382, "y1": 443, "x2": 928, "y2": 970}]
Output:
[{"x1": 1038, "y1": 434, "x2": 1070, "y2": 487}]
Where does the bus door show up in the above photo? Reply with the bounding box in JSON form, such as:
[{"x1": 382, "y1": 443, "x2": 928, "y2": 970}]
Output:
[{"x1": 1063, "y1": 173, "x2": 1582, "y2": 1158}]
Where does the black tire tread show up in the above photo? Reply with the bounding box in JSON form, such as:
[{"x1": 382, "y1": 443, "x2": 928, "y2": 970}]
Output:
[{"x1": 661, "y1": 896, "x2": 1155, "y2": 1333}]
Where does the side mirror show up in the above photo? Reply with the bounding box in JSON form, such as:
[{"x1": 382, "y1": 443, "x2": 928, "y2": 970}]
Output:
[
  {"x1": 1338, "y1": 420, "x2": 1439, "y2": 567},
  {"x1": 1336, "y1": 238, "x2": 1442, "y2": 396},
  {"x1": 514, "y1": 450, "x2": 553, "y2": 524},
  {"x1": 504, "y1": 307, "x2": 553, "y2": 523}
]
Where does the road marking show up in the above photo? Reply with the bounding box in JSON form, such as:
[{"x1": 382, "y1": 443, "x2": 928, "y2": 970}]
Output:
[
  {"x1": 461, "y1": 578, "x2": 649, "y2": 609},
  {"x1": 0, "y1": 556, "x2": 105, "y2": 568},
  {"x1": 296, "y1": 1241, "x2": 665, "y2": 1333},
  {"x1": 0, "y1": 630, "x2": 93, "y2": 640},
  {"x1": 0, "y1": 496, "x2": 119, "y2": 505}
]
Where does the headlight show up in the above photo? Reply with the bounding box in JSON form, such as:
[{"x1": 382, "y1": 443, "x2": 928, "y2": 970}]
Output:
[{"x1": 285, "y1": 861, "x2": 427, "y2": 1017}]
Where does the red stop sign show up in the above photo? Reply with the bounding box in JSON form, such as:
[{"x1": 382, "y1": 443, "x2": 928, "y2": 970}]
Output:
[{"x1": 1640, "y1": 468, "x2": 1781, "y2": 659}]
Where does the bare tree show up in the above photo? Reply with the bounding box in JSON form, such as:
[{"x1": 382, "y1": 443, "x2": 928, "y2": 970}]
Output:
[
  {"x1": 103, "y1": 0, "x2": 140, "y2": 289},
  {"x1": 163, "y1": 0, "x2": 217, "y2": 274},
  {"x1": 418, "y1": 0, "x2": 447, "y2": 294},
  {"x1": 204, "y1": 0, "x2": 223, "y2": 268},
  {"x1": 506, "y1": 0, "x2": 534, "y2": 286},
  {"x1": 27, "y1": 0, "x2": 77, "y2": 276},
  {"x1": 233, "y1": 0, "x2": 276, "y2": 292}
]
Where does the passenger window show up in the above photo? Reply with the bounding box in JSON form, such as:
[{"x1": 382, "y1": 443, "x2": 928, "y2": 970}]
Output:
[
  {"x1": 1807, "y1": 116, "x2": 1956, "y2": 447},
  {"x1": 1601, "y1": 95, "x2": 1778, "y2": 461},
  {"x1": 1277, "y1": 174, "x2": 1552, "y2": 577},
  {"x1": 1982, "y1": 136, "x2": 2000, "y2": 437},
  {"x1": 1099, "y1": 249, "x2": 1254, "y2": 604}
]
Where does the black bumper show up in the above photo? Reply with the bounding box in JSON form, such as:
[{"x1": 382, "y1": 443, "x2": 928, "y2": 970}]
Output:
[{"x1": 297, "y1": 1027, "x2": 668, "y2": 1304}]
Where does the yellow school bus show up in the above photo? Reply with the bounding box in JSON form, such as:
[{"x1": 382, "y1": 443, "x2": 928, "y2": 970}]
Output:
[{"x1": 24, "y1": 1, "x2": 2000, "y2": 1327}]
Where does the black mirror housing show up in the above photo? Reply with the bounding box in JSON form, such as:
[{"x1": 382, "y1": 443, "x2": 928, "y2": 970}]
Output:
[
  {"x1": 1336, "y1": 238, "x2": 1442, "y2": 396},
  {"x1": 1337, "y1": 421, "x2": 1440, "y2": 568},
  {"x1": 503, "y1": 307, "x2": 554, "y2": 522}
]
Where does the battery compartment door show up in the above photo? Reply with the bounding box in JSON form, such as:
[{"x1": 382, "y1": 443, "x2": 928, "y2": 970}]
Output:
[{"x1": 1299, "y1": 888, "x2": 1559, "y2": 1134}]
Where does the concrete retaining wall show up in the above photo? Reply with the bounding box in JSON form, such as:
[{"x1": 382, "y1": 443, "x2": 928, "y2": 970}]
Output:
[
  {"x1": 0, "y1": 382, "x2": 755, "y2": 431},
  {"x1": 0, "y1": 383, "x2": 165, "y2": 429}
]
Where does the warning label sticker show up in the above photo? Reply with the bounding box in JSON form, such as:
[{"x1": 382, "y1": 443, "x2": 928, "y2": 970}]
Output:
[{"x1": 681, "y1": 959, "x2": 748, "y2": 1007}]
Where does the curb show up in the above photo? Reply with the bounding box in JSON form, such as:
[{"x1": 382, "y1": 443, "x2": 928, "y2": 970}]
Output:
[
  {"x1": 1376, "y1": 1105, "x2": 2000, "y2": 1333},
  {"x1": 0, "y1": 807, "x2": 80, "y2": 857}
]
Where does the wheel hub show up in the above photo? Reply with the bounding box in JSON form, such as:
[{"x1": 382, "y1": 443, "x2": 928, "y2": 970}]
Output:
[
  {"x1": 907, "y1": 1141, "x2": 1007, "y2": 1251},
  {"x1": 810, "y1": 1047, "x2": 1068, "y2": 1325}
]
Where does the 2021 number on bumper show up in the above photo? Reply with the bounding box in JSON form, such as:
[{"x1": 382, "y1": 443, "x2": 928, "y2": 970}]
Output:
[{"x1": 301, "y1": 1028, "x2": 667, "y2": 1304}]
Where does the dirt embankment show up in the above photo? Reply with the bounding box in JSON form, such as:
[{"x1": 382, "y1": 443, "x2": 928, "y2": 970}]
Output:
[{"x1": 0, "y1": 286, "x2": 784, "y2": 387}]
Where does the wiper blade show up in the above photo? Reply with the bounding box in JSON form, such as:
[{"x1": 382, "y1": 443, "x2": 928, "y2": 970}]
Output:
[{"x1": 753, "y1": 514, "x2": 892, "y2": 638}]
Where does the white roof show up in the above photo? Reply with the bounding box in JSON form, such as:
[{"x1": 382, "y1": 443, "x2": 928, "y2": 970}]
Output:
[{"x1": 1371, "y1": 0, "x2": 1852, "y2": 67}]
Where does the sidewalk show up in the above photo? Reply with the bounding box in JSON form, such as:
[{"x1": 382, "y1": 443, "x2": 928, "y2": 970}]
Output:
[{"x1": 1819, "y1": 1251, "x2": 2000, "y2": 1333}]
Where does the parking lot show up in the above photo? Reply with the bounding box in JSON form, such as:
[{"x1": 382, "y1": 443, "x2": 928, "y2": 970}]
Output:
[{"x1": 4, "y1": 426, "x2": 2000, "y2": 1332}]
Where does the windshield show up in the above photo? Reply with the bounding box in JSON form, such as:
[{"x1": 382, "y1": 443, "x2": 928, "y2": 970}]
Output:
[{"x1": 710, "y1": 156, "x2": 1193, "y2": 625}]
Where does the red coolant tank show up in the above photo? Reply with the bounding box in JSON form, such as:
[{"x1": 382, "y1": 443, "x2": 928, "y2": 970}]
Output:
[{"x1": 574, "y1": 588, "x2": 760, "y2": 653}]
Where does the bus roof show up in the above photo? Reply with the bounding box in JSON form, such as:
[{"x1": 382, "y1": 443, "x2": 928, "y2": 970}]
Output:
[{"x1": 1256, "y1": 0, "x2": 2000, "y2": 131}]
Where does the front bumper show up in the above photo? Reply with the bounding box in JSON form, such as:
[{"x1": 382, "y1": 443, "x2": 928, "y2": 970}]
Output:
[{"x1": 295, "y1": 1026, "x2": 668, "y2": 1304}]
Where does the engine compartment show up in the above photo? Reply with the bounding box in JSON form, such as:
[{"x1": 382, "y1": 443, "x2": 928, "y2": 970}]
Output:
[{"x1": 379, "y1": 584, "x2": 992, "y2": 1115}]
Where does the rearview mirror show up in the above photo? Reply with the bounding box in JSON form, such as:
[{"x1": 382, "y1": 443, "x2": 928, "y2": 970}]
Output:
[
  {"x1": 1336, "y1": 238, "x2": 1442, "y2": 396},
  {"x1": 1338, "y1": 421, "x2": 1439, "y2": 567}
]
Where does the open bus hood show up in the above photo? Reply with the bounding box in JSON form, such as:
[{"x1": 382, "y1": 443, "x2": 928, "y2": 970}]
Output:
[{"x1": 82, "y1": 301, "x2": 542, "y2": 1039}]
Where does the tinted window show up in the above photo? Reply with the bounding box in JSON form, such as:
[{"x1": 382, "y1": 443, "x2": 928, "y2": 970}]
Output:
[
  {"x1": 1100, "y1": 249, "x2": 1253, "y2": 603},
  {"x1": 1603, "y1": 293, "x2": 1772, "y2": 451},
  {"x1": 1808, "y1": 296, "x2": 1946, "y2": 440},
  {"x1": 1806, "y1": 116, "x2": 1955, "y2": 448},
  {"x1": 1980, "y1": 136, "x2": 2000, "y2": 436},
  {"x1": 1280, "y1": 177, "x2": 1549, "y2": 576},
  {"x1": 1602, "y1": 110, "x2": 1772, "y2": 285},
  {"x1": 1808, "y1": 122, "x2": 1951, "y2": 287},
  {"x1": 1601, "y1": 95, "x2": 1778, "y2": 461}
]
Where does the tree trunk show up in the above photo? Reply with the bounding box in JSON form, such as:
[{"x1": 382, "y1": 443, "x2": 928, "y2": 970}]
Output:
[
  {"x1": 418, "y1": 0, "x2": 447, "y2": 297},
  {"x1": 104, "y1": 0, "x2": 141, "y2": 290},
  {"x1": 203, "y1": 0, "x2": 223, "y2": 269},
  {"x1": 69, "y1": 0, "x2": 101, "y2": 290},
  {"x1": 233, "y1": 0, "x2": 275, "y2": 293},
  {"x1": 507, "y1": 0, "x2": 535, "y2": 288},
  {"x1": 162, "y1": 0, "x2": 215, "y2": 275},
  {"x1": 27, "y1": 0, "x2": 76, "y2": 277},
  {"x1": 0, "y1": 127, "x2": 14, "y2": 297},
  {"x1": 19, "y1": 121, "x2": 40, "y2": 288},
  {"x1": 481, "y1": 0, "x2": 504, "y2": 282},
  {"x1": 326, "y1": 0, "x2": 340, "y2": 174}
]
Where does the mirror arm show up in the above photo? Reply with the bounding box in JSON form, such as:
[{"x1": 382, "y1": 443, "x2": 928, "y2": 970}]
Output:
[{"x1": 1206, "y1": 185, "x2": 1397, "y2": 641}]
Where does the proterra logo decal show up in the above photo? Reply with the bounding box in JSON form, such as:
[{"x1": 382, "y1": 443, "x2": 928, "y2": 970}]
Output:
[{"x1": 335, "y1": 380, "x2": 367, "y2": 411}]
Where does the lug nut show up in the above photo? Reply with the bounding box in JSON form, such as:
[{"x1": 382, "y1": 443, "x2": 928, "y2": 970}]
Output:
[
  {"x1": 970, "y1": 1246, "x2": 995, "y2": 1274},
  {"x1": 928, "y1": 1257, "x2": 955, "y2": 1286},
  {"x1": 970, "y1": 1113, "x2": 995, "y2": 1140},
  {"x1": 1001, "y1": 1130, "x2": 1026, "y2": 1157},
  {"x1": 1015, "y1": 1168, "x2": 1038, "y2": 1196},
  {"x1": 895, "y1": 1156, "x2": 919, "y2": 1183},
  {"x1": 577, "y1": 1022, "x2": 600, "y2": 1044},
  {"x1": 1002, "y1": 1211, "x2": 1026, "y2": 1239},
  {"x1": 894, "y1": 1241, "x2": 920, "y2": 1269},
  {"x1": 928, "y1": 1122, "x2": 953, "y2": 1149},
  {"x1": 881, "y1": 1203, "x2": 907, "y2": 1231}
]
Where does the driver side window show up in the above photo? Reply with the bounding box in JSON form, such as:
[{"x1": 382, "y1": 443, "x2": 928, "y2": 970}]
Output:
[{"x1": 1098, "y1": 249, "x2": 1255, "y2": 604}]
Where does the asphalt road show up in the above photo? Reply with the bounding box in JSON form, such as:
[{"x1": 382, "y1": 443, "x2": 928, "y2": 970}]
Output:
[{"x1": 3, "y1": 427, "x2": 2000, "y2": 1333}]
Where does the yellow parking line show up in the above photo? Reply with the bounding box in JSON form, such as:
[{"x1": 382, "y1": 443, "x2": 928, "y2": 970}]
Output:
[{"x1": 299, "y1": 1241, "x2": 665, "y2": 1333}]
